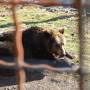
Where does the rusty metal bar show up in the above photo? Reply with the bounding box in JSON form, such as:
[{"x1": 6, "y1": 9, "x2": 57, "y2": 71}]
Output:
[
  {"x1": 11, "y1": 0, "x2": 26, "y2": 90},
  {"x1": 0, "y1": 0, "x2": 81, "y2": 7},
  {"x1": 0, "y1": 60, "x2": 16, "y2": 66}
]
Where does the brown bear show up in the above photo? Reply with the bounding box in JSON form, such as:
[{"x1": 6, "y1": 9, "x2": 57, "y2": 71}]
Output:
[{"x1": 22, "y1": 26, "x2": 73, "y2": 61}]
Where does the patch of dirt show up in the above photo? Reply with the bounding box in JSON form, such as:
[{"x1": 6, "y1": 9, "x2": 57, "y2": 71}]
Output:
[{"x1": 0, "y1": 70, "x2": 80, "y2": 90}]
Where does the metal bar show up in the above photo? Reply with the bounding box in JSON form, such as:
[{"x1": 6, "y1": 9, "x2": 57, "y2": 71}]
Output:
[
  {"x1": 0, "y1": 60, "x2": 16, "y2": 66},
  {"x1": 11, "y1": 0, "x2": 26, "y2": 90},
  {"x1": 0, "y1": 59, "x2": 79, "y2": 72},
  {"x1": 0, "y1": 0, "x2": 79, "y2": 7},
  {"x1": 24, "y1": 63, "x2": 80, "y2": 72}
]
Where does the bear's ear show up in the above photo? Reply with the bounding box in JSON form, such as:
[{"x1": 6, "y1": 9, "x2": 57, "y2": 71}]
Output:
[{"x1": 59, "y1": 28, "x2": 64, "y2": 34}]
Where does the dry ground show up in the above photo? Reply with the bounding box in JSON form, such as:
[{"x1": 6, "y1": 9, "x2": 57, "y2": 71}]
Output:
[{"x1": 0, "y1": 71, "x2": 80, "y2": 90}]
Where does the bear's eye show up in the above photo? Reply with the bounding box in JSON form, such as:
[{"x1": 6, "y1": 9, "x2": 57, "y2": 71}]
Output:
[{"x1": 61, "y1": 42, "x2": 64, "y2": 45}]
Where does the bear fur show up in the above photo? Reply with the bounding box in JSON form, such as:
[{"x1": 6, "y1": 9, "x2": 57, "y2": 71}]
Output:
[
  {"x1": 0, "y1": 26, "x2": 73, "y2": 61},
  {"x1": 22, "y1": 26, "x2": 73, "y2": 61}
]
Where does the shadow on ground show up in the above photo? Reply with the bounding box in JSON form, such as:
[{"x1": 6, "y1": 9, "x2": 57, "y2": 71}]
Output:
[{"x1": 0, "y1": 56, "x2": 76, "y2": 87}]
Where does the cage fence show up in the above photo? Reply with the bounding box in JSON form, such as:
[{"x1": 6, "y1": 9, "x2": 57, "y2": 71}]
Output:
[{"x1": 0, "y1": 0, "x2": 81, "y2": 90}]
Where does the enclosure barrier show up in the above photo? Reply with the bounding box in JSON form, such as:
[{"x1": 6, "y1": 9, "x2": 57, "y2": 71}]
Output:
[{"x1": 0, "y1": 0, "x2": 81, "y2": 90}]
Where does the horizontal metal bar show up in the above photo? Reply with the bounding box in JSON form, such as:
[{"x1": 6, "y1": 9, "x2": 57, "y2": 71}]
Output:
[
  {"x1": 0, "y1": 60, "x2": 16, "y2": 66},
  {"x1": 0, "y1": 1, "x2": 80, "y2": 8},
  {"x1": 0, "y1": 60, "x2": 79, "y2": 72},
  {"x1": 24, "y1": 63, "x2": 80, "y2": 72}
]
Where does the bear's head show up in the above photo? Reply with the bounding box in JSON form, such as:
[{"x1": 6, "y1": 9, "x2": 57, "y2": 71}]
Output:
[{"x1": 43, "y1": 28, "x2": 66, "y2": 60}]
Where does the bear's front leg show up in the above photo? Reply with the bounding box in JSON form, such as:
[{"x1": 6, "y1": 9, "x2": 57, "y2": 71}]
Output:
[{"x1": 65, "y1": 52, "x2": 74, "y2": 59}]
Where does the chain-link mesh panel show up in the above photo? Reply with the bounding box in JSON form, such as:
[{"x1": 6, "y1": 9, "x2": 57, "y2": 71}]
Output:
[{"x1": 0, "y1": 0, "x2": 81, "y2": 90}]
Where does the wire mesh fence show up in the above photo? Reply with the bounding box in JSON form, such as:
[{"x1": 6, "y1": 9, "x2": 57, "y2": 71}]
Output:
[{"x1": 0, "y1": 0, "x2": 81, "y2": 90}]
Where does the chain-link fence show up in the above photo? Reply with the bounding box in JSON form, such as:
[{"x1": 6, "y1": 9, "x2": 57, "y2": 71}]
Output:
[{"x1": 0, "y1": 0, "x2": 81, "y2": 90}]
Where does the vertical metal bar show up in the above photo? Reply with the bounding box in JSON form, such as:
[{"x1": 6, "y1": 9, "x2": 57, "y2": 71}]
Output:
[
  {"x1": 11, "y1": 1, "x2": 26, "y2": 90},
  {"x1": 75, "y1": 1, "x2": 83, "y2": 90}
]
